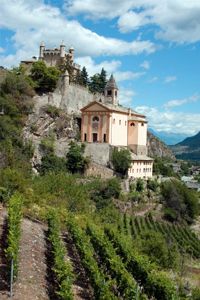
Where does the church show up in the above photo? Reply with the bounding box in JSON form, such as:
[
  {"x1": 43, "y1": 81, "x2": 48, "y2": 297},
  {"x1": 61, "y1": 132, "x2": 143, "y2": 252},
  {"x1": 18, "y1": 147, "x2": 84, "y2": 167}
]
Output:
[{"x1": 81, "y1": 75, "x2": 153, "y2": 179}]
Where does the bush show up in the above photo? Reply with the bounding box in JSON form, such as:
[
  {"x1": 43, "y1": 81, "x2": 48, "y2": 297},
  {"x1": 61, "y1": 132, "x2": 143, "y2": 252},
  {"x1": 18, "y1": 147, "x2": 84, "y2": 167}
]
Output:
[
  {"x1": 30, "y1": 61, "x2": 60, "y2": 94},
  {"x1": 111, "y1": 148, "x2": 132, "y2": 177},
  {"x1": 136, "y1": 178, "x2": 144, "y2": 192},
  {"x1": 40, "y1": 154, "x2": 67, "y2": 175},
  {"x1": 147, "y1": 179, "x2": 158, "y2": 192},
  {"x1": 66, "y1": 142, "x2": 89, "y2": 174},
  {"x1": 161, "y1": 179, "x2": 199, "y2": 223}
]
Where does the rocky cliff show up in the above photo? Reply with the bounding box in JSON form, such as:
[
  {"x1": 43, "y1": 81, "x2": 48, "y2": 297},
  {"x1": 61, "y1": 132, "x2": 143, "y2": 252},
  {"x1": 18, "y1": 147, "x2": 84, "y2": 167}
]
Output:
[{"x1": 147, "y1": 131, "x2": 175, "y2": 160}]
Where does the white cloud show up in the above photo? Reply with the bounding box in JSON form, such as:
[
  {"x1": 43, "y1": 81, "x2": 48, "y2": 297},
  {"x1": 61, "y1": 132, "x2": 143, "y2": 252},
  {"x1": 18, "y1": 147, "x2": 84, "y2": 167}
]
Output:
[
  {"x1": 66, "y1": 0, "x2": 200, "y2": 43},
  {"x1": 119, "y1": 88, "x2": 136, "y2": 106},
  {"x1": 148, "y1": 76, "x2": 158, "y2": 83},
  {"x1": 0, "y1": 47, "x2": 5, "y2": 53},
  {"x1": 164, "y1": 94, "x2": 199, "y2": 109},
  {"x1": 135, "y1": 105, "x2": 200, "y2": 135},
  {"x1": 164, "y1": 76, "x2": 177, "y2": 83},
  {"x1": 0, "y1": 0, "x2": 155, "y2": 68},
  {"x1": 140, "y1": 60, "x2": 150, "y2": 70}
]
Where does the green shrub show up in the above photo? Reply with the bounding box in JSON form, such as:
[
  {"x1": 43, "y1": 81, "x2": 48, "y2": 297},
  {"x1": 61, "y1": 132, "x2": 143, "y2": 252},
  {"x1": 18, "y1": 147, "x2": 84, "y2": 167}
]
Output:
[
  {"x1": 111, "y1": 148, "x2": 132, "y2": 177},
  {"x1": 66, "y1": 141, "x2": 89, "y2": 174}
]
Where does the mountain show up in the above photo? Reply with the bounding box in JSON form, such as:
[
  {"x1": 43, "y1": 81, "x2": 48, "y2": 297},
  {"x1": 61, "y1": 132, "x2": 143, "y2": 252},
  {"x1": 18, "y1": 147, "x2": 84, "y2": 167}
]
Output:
[
  {"x1": 148, "y1": 128, "x2": 188, "y2": 145},
  {"x1": 170, "y1": 131, "x2": 200, "y2": 161},
  {"x1": 147, "y1": 131, "x2": 175, "y2": 160}
]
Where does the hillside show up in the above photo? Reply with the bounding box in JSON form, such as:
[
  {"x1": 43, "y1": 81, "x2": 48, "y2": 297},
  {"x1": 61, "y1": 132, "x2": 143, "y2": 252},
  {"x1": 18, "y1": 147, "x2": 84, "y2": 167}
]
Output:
[
  {"x1": 171, "y1": 131, "x2": 200, "y2": 161},
  {"x1": 147, "y1": 131, "x2": 175, "y2": 160}
]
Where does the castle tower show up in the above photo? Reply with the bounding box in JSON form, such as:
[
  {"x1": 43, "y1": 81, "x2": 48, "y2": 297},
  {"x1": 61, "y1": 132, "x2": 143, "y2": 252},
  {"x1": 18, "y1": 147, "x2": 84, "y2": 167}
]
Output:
[
  {"x1": 60, "y1": 41, "x2": 66, "y2": 58},
  {"x1": 104, "y1": 74, "x2": 118, "y2": 105},
  {"x1": 39, "y1": 41, "x2": 45, "y2": 59},
  {"x1": 69, "y1": 46, "x2": 74, "y2": 63}
]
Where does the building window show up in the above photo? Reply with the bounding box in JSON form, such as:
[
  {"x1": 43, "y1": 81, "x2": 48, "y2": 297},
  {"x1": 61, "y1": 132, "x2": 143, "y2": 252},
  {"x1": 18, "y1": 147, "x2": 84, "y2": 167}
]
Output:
[
  {"x1": 84, "y1": 133, "x2": 87, "y2": 142},
  {"x1": 130, "y1": 122, "x2": 135, "y2": 126},
  {"x1": 92, "y1": 116, "x2": 99, "y2": 130},
  {"x1": 103, "y1": 134, "x2": 106, "y2": 143},
  {"x1": 107, "y1": 90, "x2": 112, "y2": 96},
  {"x1": 119, "y1": 120, "x2": 121, "y2": 125},
  {"x1": 113, "y1": 118, "x2": 115, "y2": 124},
  {"x1": 125, "y1": 121, "x2": 127, "y2": 126},
  {"x1": 115, "y1": 90, "x2": 117, "y2": 96},
  {"x1": 141, "y1": 122, "x2": 144, "y2": 126}
]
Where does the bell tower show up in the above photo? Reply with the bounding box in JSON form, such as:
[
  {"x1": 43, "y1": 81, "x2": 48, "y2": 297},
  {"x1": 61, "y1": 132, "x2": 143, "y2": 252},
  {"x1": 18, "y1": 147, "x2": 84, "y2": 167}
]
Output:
[
  {"x1": 104, "y1": 74, "x2": 118, "y2": 105},
  {"x1": 39, "y1": 41, "x2": 45, "y2": 59}
]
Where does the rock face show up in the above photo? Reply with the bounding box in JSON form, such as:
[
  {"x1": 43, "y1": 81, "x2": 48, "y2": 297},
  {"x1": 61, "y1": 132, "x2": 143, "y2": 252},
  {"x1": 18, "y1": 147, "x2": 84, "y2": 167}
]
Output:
[{"x1": 147, "y1": 131, "x2": 175, "y2": 160}]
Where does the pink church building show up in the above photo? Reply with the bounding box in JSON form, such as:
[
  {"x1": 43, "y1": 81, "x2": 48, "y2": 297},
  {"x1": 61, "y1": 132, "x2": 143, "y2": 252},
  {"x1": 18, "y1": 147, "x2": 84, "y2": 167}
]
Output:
[{"x1": 81, "y1": 75, "x2": 153, "y2": 179}]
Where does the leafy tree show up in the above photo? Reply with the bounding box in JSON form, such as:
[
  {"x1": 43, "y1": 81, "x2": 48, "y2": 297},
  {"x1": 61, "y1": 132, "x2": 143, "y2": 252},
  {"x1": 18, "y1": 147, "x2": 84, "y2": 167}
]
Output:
[
  {"x1": 66, "y1": 142, "x2": 89, "y2": 174},
  {"x1": 30, "y1": 61, "x2": 60, "y2": 93},
  {"x1": 111, "y1": 148, "x2": 132, "y2": 177},
  {"x1": 153, "y1": 158, "x2": 174, "y2": 177},
  {"x1": 161, "y1": 179, "x2": 199, "y2": 223},
  {"x1": 135, "y1": 230, "x2": 180, "y2": 270}
]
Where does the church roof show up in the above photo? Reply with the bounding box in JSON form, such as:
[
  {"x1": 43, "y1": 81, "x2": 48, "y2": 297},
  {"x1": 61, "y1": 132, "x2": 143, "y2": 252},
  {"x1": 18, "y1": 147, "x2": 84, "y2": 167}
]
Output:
[
  {"x1": 131, "y1": 153, "x2": 153, "y2": 161},
  {"x1": 81, "y1": 100, "x2": 146, "y2": 119},
  {"x1": 105, "y1": 74, "x2": 118, "y2": 90}
]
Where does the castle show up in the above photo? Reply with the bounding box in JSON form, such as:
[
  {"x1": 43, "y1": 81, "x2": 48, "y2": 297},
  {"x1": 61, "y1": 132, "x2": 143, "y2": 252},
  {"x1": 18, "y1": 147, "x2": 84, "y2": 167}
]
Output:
[{"x1": 21, "y1": 41, "x2": 80, "y2": 78}]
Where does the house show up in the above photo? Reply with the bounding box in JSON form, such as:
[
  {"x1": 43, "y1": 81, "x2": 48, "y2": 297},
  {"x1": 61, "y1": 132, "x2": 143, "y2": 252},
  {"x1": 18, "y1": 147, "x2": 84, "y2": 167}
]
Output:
[{"x1": 81, "y1": 75, "x2": 153, "y2": 179}]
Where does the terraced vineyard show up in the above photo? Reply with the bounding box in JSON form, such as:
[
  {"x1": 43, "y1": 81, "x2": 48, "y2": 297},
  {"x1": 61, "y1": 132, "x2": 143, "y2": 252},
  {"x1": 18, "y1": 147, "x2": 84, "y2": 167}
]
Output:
[
  {"x1": 121, "y1": 213, "x2": 200, "y2": 259},
  {"x1": 0, "y1": 203, "x2": 200, "y2": 299}
]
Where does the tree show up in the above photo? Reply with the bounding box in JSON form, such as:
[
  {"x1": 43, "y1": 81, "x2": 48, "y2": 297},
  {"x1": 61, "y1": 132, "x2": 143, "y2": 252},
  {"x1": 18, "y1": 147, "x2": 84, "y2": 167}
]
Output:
[
  {"x1": 30, "y1": 61, "x2": 60, "y2": 93},
  {"x1": 89, "y1": 68, "x2": 107, "y2": 94},
  {"x1": 111, "y1": 148, "x2": 132, "y2": 177},
  {"x1": 80, "y1": 66, "x2": 89, "y2": 86},
  {"x1": 66, "y1": 142, "x2": 89, "y2": 174}
]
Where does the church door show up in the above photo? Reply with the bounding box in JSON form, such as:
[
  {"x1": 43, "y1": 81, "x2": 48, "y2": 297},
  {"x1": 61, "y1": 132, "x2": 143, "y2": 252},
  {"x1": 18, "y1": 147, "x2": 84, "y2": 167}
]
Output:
[{"x1": 93, "y1": 133, "x2": 98, "y2": 142}]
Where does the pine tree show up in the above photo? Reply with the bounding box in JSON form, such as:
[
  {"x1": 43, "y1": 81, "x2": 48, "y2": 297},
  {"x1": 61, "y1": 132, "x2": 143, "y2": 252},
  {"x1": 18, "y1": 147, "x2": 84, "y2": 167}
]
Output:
[
  {"x1": 99, "y1": 68, "x2": 107, "y2": 93},
  {"x1": 81, "y1": 66, "x2": 89, "y2": 86}
]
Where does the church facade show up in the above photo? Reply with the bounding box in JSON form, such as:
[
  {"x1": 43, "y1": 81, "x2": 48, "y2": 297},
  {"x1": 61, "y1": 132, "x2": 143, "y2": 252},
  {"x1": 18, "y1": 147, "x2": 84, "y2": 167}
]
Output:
[{"x1": 81, "y1": 75, "x2": 153, "y2": 179}]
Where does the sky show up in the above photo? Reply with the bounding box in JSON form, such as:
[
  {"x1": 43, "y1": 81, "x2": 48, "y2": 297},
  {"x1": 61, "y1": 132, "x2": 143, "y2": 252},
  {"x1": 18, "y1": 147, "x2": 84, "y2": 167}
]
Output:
[{"x1": 0, "y1": 0, "x2": 200, "y2": 137}]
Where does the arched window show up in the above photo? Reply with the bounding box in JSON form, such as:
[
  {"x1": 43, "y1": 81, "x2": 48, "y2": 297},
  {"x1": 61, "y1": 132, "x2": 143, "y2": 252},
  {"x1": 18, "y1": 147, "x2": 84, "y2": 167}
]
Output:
[
  {"x1": 113, "y1": 118, "x2": 115, "y2": 124},
  {"x1": 141, "y1": 122, "x2": 144, "y2": 126},
  {"x1": 93, "y1": 116, "x2": 99, "y2": 122},
  {"x1": 130, "y1": 122, "x2": 135, "y2": 126},
  {"x1": 92, "y1": 116, "x2": 99, "y2": 130}
]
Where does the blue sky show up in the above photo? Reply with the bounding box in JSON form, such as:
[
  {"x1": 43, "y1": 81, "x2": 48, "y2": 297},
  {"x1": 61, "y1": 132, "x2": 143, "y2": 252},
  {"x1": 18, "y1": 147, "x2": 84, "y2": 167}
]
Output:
[{"x1": 0, "y1": 0, "x2": 200, "y2": 136}]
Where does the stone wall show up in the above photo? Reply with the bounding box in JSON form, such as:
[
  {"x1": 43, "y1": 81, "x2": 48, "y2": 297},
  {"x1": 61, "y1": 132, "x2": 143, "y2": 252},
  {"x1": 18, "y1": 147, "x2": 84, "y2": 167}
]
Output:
[
  {"x1": 84, "y1": 143, "x2": 111, "y2": 166},
  {"x1": 85, "y1": 162, "x2": 114, "y2": 179}
]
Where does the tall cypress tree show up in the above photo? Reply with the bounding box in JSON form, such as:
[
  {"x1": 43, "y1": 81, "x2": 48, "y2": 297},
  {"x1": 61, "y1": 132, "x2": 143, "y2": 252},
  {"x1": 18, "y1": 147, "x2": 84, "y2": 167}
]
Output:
[{"x1": 80, "y1": 66, "x2": 89, "y2": 86}]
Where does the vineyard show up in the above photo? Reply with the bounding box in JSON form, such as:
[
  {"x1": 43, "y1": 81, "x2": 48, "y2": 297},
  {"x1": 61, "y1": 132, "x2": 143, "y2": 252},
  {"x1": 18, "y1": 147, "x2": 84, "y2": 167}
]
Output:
[{"x1": 0, "y1": 198, "x2": 200, "y2": 300}]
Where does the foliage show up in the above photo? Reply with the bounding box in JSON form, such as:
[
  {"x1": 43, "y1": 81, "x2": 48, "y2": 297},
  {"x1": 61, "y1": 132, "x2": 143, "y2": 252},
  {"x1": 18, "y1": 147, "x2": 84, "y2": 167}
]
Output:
[
  {"x1": 89, "y1": 177, "x2": 121, "y2": 210},
  {"x1": 67, "y1": 218, "x2": 117, "y2": 299},
  {"x1": 87, "y1": 223, "x2": 146, "y2": 299},
  {"x1": 30, "y1": 61, "x2": 60, "y2": 93},
  {"x1": 40, "y1": 134, "x2": 55, "y2": 155},
  {"x1": 39, "y1": 154, "x2": 67, "y2": 175},
  {"x1": 105, "y1": 226, "x2": 178, "y2": 300},
  {"x1": 66, "y1": 141, "x2": 89, "y2": 174},
  {"x1": 147, "y1": 179, "x2": 159, "y2": 192},
  {"x1": 47, "y1": 210, "x2": 74, "y2": 299},
  {"x1": 0, "y1": 70, "x2": 34, "y2": 170},
  {"x1": 6, "y1": 193, "x2": 23, "y2": 278},
  {"x1": 111, "y1": 148, "x2": 132, "y2": 177},
  {"x1": 161, "y1": 179, "x2": 199, "y2": 223},
  {"x1": 76, "y1": 66, "x2": 89, "y2": 86},
  {"x1": 134, "y1": 230, "x2": 180, "y2": 269},
  {"x1": 153, "y1": 158, "x2": 174, "y2": 177},
  {"x1": 136, "y1": 178, "x2": 144, "y2": 192},
  {"x1": 89, "y1": 68, "x2": 107, "y2": 93},
  {"x1": 44, "y1": 105, "x2": 62, "y2": 118}
]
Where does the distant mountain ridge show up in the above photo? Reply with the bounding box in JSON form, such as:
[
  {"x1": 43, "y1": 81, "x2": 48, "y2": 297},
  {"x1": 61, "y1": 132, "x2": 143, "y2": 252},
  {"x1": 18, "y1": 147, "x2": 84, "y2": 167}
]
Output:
[
  {"x1": 170, "y1": 131, "x2": 200, "y2": 161},
  {"x1": 148, "y1": 128, "x2": 189, "y2": 145},
  {"x1": 147, "y1": 131, "x2": 175, "y2": 160}
]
